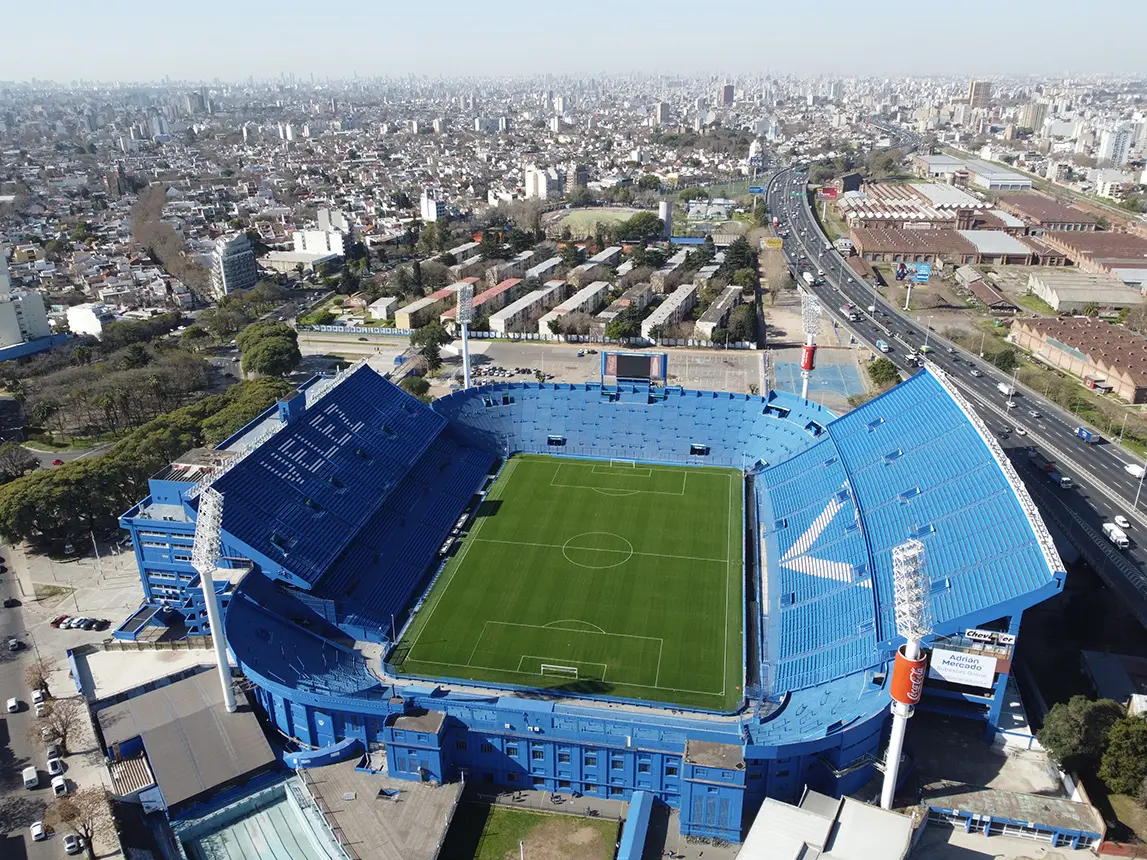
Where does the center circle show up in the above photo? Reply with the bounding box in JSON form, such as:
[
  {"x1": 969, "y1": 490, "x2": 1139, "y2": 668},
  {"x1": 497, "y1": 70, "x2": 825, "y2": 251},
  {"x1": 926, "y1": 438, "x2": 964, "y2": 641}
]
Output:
[{"x1": 562, "y1": 531, "x2": 634, "y2": 570}]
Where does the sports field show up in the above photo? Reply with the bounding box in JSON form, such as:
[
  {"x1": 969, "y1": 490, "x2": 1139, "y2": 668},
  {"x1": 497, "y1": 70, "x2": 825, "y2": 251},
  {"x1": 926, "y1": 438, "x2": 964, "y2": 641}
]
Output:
[{"x1": 392, "y1": 454, "x2": 743, "y2": 711}]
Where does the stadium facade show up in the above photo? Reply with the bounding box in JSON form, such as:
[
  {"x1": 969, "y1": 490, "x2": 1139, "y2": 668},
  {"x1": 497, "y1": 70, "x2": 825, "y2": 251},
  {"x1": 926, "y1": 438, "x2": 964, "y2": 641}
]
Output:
[{"x1": 118, "y1": 361, "x2": 1063, "y2": 840}]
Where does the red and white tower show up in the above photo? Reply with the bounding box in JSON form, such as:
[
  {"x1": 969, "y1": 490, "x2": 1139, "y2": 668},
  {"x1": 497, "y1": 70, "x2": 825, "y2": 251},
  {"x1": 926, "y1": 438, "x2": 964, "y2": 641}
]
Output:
[{"x1": 798, "y1": 286, "x2": 821, "y2": 401}]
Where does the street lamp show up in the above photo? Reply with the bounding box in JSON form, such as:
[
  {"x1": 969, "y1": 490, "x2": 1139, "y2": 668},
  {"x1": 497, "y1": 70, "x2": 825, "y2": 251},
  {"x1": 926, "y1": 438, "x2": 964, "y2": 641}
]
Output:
[{"x1": 1135, "y1": 454, "x2": 1147, "y2": 511}]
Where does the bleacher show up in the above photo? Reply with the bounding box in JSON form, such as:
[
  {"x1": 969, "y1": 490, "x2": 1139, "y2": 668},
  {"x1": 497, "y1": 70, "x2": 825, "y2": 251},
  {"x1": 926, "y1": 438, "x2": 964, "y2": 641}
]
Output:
[{"x1": 432, "y1": 384, "x2": 831, "y2": 467}]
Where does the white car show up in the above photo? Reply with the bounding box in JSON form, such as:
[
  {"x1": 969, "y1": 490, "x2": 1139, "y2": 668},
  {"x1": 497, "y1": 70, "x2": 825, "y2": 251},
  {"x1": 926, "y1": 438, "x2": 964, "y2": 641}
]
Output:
[
  {"x1": 6, "y1": 697, "x2": 18, "y2": 713},
  {"x1": 1028, "y1": 409, "x2": 1040, "y2": 418},
  {"x1": 30, "y1": 820, "x2": 46, "y2": 841},
  {"x1": 47, "y1": 756, "x2": 64, "y2": 776},
  {"x1": 31, "y1": 689, "x2": 44, "y2": 705},
  {"x1": 35, "y1": 701, "x2": 48, "y2": 717},
  {"x1": 1115, "y1": 515, "x2": 1131, "y2": 529},
  {"x1": 1015, "y1": 427, "x2": 1028, "y2": 436},
  {"x1": 1005, "y1": 400, "x2": 1017, "y2": 409},
  {"x1": 970, "y1": 369, "x2": 983, "y2": 377},
  {"x1": 64, "y1": 834, "x2": 83, "y2": 855}
]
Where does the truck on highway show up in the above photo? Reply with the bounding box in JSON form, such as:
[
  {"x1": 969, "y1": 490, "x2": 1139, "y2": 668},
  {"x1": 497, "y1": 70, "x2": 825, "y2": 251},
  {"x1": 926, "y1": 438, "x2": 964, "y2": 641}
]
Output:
[
  {"x1": 1103, "y1": 522, "x2": 1130, "y2": 550},
  {"x1": 1127, "y1": 463, "x2": 1146, "y2": 479},
  {"x1": 772, "y1": 216, "x2": 779, "y2": 228},
  {"x1": 1048, "y1": 470, "x2": 1073, "y2": 490},
  {"x1": 876, "y1": 340, "x2": 891, "y2": 353},
  {"x1": 802, "y1": 271, "x2": 815, "y2": 286},
  {"x1": 839, "y1": 306, "x2": 859, "y2": 322},
  {"x1": 1076, "y1": 426, "x2": 1101, "y2": 444},
  {"x1": 997, "y1": 382, "x2": 1015, "y2": 396}
]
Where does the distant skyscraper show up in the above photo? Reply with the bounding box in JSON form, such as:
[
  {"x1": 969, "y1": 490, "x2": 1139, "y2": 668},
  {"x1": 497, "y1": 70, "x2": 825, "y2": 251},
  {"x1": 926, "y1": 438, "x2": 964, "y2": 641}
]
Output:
[
  {"x1": 420, "y1": 188, "x2": 446, "y2": 222},
  {"x1": 695, "y1": 97, "x2": 708, "y2": 112},
  {"x1": 654, "y1": 102, "x2": 671, "y2": 127},
  {"x1": 549, "y1": 116, "x2": 561, "y2": 133},
  {"x1": 210, "y1": 233, "x2": 258, "y2": 300},
  {"x1": 553, "y1": 96, "x2": 566, "y2": 114},
  {"x1": 566, "y1": 164, "x2": 589, "y2": 190},
  {"x1": 1018, "y1": 102, "x2": 1047, "y2": 131},
  {"x1": 719, "y1": 84, "x2": 734, "y2": 106},
  {"x1": 967, "y1": 80, "x2": 992, "y2": 110}
]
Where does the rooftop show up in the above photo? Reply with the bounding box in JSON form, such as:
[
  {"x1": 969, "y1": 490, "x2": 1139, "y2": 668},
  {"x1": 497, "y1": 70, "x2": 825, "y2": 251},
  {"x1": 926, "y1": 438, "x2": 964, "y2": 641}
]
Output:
[{"x1": 998, "y1": 193, "x2": 1098, "y2": 226}]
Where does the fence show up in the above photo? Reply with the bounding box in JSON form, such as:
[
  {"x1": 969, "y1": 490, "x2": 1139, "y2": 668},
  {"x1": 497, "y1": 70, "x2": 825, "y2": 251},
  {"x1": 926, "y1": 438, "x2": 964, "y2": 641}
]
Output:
[
  {"x1": 103, "y1": 635, "x2": 214, "y2": 651},
  {"x1": 294, "y1": 767, "x2": 360, "y2": 860},
  {"x1": 297, "y1": 324, "x2": 755, "y2": 350}
]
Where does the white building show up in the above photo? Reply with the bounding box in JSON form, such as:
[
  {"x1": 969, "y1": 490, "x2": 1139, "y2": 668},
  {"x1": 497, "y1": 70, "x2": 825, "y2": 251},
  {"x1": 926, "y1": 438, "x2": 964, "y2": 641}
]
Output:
[
  {"x1": 0, "y1": 255, "x2": 9, "y2": 294},
  {"x1": 537, "y1": 281, "x2": 610, "y2": 335},
  {"x1": 1099, "y1": 124, "x2": 1134, "y2": 166},
  {"x1": 0, "y1": 279, "x2": 50, "y2": 348},
  {"x1": 489, "y1": 280, "x2": 568, "y2": 334},
  {"x1": 641, "y1": 284, "x2": 697, "y2": 339},
  {"x1": 420, "y1": 188, "x2": 446, "y2": 222},
  {"x1": 368, "y1": 296, "x2": 399, "y2": 321},
  {"x1": 524, "y1": 166, "x2": 562, "y2": 200},
  {"x1": 655, "y1": 102, "x2": 671, "y2": 126},
  {"x1": 66, "y1": 302, "x2": 116, "y2": 339},
  {"x1": 210, "y1": 233, "x2": 258, "y2": 300}
]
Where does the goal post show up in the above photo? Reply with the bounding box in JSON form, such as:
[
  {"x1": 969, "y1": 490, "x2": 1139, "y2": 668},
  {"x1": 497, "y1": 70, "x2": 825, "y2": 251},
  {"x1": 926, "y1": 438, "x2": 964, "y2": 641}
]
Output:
[
  {"x1": 540, "y1": 664, "x2": 579, "y2": 678},
  {"x1": 609, "y1": 459, "x2": 637, "y2": 469}
]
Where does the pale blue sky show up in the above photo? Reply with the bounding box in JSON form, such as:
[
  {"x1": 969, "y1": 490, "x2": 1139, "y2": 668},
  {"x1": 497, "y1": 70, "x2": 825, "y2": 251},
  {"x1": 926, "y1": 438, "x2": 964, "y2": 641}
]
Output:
[{"x1": 3, "y1": 0, "x2": 1145, "y2": 82}]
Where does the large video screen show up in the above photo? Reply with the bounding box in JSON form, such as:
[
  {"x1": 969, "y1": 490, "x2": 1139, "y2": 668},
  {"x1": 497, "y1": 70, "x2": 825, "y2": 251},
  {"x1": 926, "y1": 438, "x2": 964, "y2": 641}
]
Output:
[{"x1": 615, "y1": 353, "x2": 653, "y2": 380}]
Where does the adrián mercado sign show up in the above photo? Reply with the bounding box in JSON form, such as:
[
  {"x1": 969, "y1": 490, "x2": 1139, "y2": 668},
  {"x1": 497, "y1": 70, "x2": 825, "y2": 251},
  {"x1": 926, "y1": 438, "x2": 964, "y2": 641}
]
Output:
[{"x1": 927, "y1": 648, "x2": 997, "y2": 690}]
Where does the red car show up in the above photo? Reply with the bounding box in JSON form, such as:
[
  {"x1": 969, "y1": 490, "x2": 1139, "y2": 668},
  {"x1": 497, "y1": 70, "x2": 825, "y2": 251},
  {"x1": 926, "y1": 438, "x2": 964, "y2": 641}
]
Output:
[
  {"x1": 51, "y1": 459, "x2": 64, "y2": 466},
  {"x1": 50, "y1": 615, "x2": 70, "y2": 628}
]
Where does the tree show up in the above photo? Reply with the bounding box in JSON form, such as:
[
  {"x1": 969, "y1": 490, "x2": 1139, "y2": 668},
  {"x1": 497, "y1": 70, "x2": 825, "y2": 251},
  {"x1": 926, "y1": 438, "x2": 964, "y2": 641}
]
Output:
[
  {"x1": 116, "y1": 343, "x2": 152, "y2": 371},
  {"x1": 421, "y1": 342, "x2": 442, "y2": 371},
  {"x1": 991, "y1": 348, "x2": 1019, "y2": 374},
  {"x1": 478, "y1": 230, "x2": 508, "y2": 260},
  {"x1": 1082, "y1": 302, "x2": 1100, "y2": 318},
  {"x1": 47, "y1": 786, "x2": 116, "y2": 860},
  {"x1": 605, "y1": 305, "x2": 642, "y2": 339},
  {"x1": 637, "y1": 174, "x2": 661, "y2": 191},
  {"x1": 727, "y1": 305, "x2": 757, "y2": 343},
  {"x1": 1037, "y1": 696, "x2": 1124, "y2": 772},
  {"x1": 731, "y1": 268, "x2": 757, "y2": 289},
  {"x1": 29, "y1": 697, "x2": 84, "y2": 755},
  {"x1": 180, "y1": 326, "x2": 211, "y2": 353},
  {"x1": 242, "y1": 338, "x2": 301, "y2": 378},
  {"x1": 616, "y1": 211, "x2": 664, "y2": 241},
  {"x1": 868, "y1": 358, "x2": 901, "y2": 388},
  {"x1": 411, "y1": 321, "x2": 451, "y2": 351},
  {"x1": 400, "y1": 375, "x2": 430, "y2": 396},
  {"x1": 0, "y1": 442, "x2": 38, "y2": 482},
  {"x1": 679, "y1": 187, "x2": 710, "y2": 203},
  {"x1": 25, "y1": 655, "x2": 58, "y2": 698},
  {"x1": 1099, "y1": 716, "x2": 1147, "y2": 795},
  {"x1": 559, "y1": 244, "x2": 581, "y2": 267}
]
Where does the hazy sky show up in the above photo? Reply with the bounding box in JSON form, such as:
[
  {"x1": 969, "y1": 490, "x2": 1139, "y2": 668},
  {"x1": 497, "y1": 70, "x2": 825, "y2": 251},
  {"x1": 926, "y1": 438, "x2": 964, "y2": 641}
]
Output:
[{"x1": 3, "y1": 0, "x2": 1146, "y2": 82}]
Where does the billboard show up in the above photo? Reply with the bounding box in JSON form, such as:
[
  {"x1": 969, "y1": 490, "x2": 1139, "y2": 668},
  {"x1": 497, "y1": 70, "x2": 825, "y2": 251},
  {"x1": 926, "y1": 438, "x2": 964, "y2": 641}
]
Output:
[
  {"x1": 762, "y1": 237, "x2": 784, "y2": 250},
  {"x1": 914, "y1": 263, "x2": 932, "y2": 283},
  {"x1": 748, "y1": 185, "x2": 765, "y2": 195},
  {"x1": 816, "y1": 187, "x2": 838, "y2": 201},
  {"x1": 928, "y1": 648, "x2": 996, "y2": 689},
  {"x1": 603, "y1": 351, "x2": 667, "y2": 381}
]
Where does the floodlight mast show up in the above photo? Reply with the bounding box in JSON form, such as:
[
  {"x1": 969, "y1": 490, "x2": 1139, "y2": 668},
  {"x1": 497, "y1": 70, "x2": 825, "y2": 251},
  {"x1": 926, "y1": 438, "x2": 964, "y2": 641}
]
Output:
[
  {"x1": 191, "y1": 487, "x2": 237, "y2": 714},
  {"x1": 457, "y1": 284, "x2": 474, "y2": 390},
  {"x1": 881, "y1": 538, "x2": 932, "y2": 810},
  {"x1": 798, "y1": 287, "x2": 821, "y2": 401}
]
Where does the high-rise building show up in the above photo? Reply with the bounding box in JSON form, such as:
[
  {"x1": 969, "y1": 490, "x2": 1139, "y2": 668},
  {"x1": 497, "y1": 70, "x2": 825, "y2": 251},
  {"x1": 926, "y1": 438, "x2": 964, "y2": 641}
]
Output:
[
  {"x1": 0, "y1": 287, "x2": 51, "y2": 348},
  {"x1": 654, "y1": 102, "x2": 671, "y2": 126},
  {"x1": 719, "y1": 84, "x2": 734, "y2": 106},
  {"x1": 549, "y1": 116, "x2": 561, "y2": 134},
  {"x1": 658, "y1": 201, "x2": 673, "y2": 238},
  {"x1": 967, "y1": 80, "x2": 992, "y2": 110},
  {"x1": 420, "y1": 188, "x2": 446, "y2": 222},
  {"x1": 1098, "y1": 124, "x2": 1134, "y2": 166},
  {"x1": 210, "y1": 233, "x2": 258, "y2": 300},
  {"x1": 566, "y1": 164, "x2": 590, "y2": 190},
  {"x1": 0, "y1": 255, "x2": 9, "y2": 295},
  {"x1": 694, "y1": 96, "x2": 708, "y2": 112},
  {"x1": 553, "y1": 96, "x2": 566, "y2": 114},
  {"x1": 1018, "y1": 102, "x2": 1047, "y2": 131}
]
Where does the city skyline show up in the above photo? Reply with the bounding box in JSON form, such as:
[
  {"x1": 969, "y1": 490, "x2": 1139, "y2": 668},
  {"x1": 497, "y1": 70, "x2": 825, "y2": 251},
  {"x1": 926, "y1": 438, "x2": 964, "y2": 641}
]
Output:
[{"x1": 4, "y1": 0, "x2": 1147, "y2": 82}]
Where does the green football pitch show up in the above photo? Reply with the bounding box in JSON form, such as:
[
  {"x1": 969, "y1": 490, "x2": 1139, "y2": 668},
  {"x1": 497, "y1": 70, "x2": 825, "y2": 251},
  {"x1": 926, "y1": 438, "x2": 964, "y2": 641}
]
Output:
[{"x1": 392, "y1": 454, "x2": 744, "y2": 711}]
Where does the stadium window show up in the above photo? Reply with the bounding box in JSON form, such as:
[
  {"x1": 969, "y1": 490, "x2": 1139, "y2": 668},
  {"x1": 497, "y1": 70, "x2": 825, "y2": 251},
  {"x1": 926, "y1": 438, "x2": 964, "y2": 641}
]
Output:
[
  {"x1": 610, "y1": 758, "x2": 623, "y2": 771},
  {"x1": 558, "y1": 780, "x2": 571, "y2": 789},
  {"x1": 665, "y1": 764, "x2": 678, "y2": 776},
  {"x1": 557, "y1": 752, "x2": 571, "y2": 764},
  {"x1": 481, "y1": 743, "x2": 493, "y2": 754},
  {"x1": 638, "y1": 763, "x2": 651, "y2": 773},
  {"x1": 584, "y1": 754, "x2": 597, "y2": 767},
  {"x1": 585, "y1": 783, "x2": 597, "y2": 793},
  {"x1": 610, "y1": 786, "x2": 624, "y2": 797},
  {"x1": 506, "y1": 745, "x2": 518, "y2": 758},
  {"x1": 776, "y1": 769, "x2": 790, "y2": 777},
  {"x1": 689, "y1": 444, "x2": 710, "y2": 456},
  {"x1": 455, "y1": 740, "x2": 467, "y2": 751},
  {"x1": 546, "y1": 435, "x2": 566, "y2": 447},
  {"x1": 507, "y1": 773, "x2": 518, "y2": 783},
  {"x1": 532, "y1": 777, "x2": 546, "y2": 788},
  {"x1": 532, "y1": 749, "x2": 545, "y2": 761}
]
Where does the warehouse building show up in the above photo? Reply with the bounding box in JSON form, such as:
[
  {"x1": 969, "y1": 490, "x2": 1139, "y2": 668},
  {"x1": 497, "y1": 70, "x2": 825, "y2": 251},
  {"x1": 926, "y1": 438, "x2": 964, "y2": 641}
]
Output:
[
  {"x1": 1027, "y1": 271, "x2": 1144, "y2": 314},
  {"x1": 1011, "y1": 317, "x2": 1147, "y2": 403},
  {"x1": 1039, "y1": 232, "x2": 1147, "y2": 277},
  {"x1": 997, "y1": 195, "x2": 1099, "y2": 233}
]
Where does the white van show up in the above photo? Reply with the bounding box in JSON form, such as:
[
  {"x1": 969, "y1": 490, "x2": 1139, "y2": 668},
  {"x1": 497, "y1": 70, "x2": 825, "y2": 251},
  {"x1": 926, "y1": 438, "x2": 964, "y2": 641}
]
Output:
[
  {"x1": 51, "y1": 775, "x2": 68, "y2": 796},
  {"x1": 23, "y1": 766, "x2": 39, "y2": 789}
]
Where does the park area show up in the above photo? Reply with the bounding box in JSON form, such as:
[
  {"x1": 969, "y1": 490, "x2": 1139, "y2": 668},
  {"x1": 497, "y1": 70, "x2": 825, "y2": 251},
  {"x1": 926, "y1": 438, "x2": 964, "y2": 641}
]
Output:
[
  {"x1": 441, "y1": 805, "x2": 618, "y2": 860},
  {"x1": 545, "y1": 207, "x2": 641, "y2": 238}
]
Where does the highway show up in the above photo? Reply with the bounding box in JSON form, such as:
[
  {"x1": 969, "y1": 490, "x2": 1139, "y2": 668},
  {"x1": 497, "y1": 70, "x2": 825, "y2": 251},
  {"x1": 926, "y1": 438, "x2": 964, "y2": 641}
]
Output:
[{"x1": 765, "y1": 161, "x2": 1147, "y2": 625}]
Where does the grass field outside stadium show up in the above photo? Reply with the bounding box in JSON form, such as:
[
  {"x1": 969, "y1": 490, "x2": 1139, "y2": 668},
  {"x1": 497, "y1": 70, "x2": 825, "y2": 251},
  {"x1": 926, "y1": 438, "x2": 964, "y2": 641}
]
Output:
[{"x1": 392, "y1": 454, "x2": 744, "y2": 711}]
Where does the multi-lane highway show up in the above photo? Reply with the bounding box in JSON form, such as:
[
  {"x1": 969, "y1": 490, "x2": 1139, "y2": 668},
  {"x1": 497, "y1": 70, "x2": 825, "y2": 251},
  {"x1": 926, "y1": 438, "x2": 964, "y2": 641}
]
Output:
[{"x1": 766, "y1": 164, "x2": 1147, "y2": 623}]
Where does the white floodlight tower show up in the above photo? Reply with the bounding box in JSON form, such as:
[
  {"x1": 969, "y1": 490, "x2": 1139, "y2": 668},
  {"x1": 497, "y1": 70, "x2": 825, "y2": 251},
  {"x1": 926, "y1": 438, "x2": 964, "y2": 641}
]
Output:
[
  {"x1": 798, "y1": 287, "x2": 821, "y2": 401},
  {"x1": 881, "y1": 538, "x2": 932, "y2": 809},
  {"x1": 191, "y1": 487, "x2": 238, "y2": 714},
  {"x1": 457, "y1": 283, "x2": 474, "y2": 390}
]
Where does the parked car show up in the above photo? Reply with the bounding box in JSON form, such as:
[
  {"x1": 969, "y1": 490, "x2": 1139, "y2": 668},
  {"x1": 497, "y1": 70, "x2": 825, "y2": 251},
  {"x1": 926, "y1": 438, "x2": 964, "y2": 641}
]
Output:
[
  {"x1": 6, "y1": 697, "x2": 18, "y2": 713},
  {"x1": 51, "y1": 775, "x2": 68, "y2": 796},
  {"x1": 2, "y1": 596, "x2": 17, "y2": 607},
  {"x1": 80, "y1": 619, "x2": 98, "y2": 631},
  {"x1": 94, "y1": 619, "x2": 111, "y2": 631},
  {"x1": 50, "y1": 615, "x2": 69, "y2": 627},
  {"x1": 35, "y1": 701, "x2": 48, "y2": 717},
  {"x1": 30, "y1": 820, "x2": 45, "y2": 841},
  {"x1": 8, "y1": 637, "x2": 21, "y2": 651},
  {"x1": 64, "y1": 834, "x2": 83, "y2": 855},
  {"x1": 51, "y1": 459, "x2": 64, "y2": 466},
  {"x1": 31, "y1": 689, "x2": 44, "y2": 705},
  {"x1": 47, "y1": 757, "x2": 64, "y2": 776}
]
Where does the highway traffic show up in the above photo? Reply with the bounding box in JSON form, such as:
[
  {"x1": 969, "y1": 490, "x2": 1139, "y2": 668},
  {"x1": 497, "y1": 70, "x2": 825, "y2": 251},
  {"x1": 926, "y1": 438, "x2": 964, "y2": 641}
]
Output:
[{"x1": 766, "y1": 161, "x2": 1147, "y2": 624}]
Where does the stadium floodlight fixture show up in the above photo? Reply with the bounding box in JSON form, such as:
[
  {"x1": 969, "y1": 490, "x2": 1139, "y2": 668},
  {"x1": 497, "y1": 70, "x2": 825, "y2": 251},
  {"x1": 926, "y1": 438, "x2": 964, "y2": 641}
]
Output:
[
  {"x1": 191, "y1": 486, "x2": 238, "y2": 714},
  {"x1": 882, "y1": 537, "x2": 932, "y2": 810},
  {"x1": 458, "y1": 284, "x2": 474, "y2": 390},
  {"x1": 798, "y1": 287, "x2": 821, "y2": 338}
]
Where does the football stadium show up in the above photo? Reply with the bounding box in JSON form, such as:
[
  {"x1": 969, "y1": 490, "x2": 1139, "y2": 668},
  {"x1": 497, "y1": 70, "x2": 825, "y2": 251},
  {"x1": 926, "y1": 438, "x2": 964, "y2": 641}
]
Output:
[{"x1": 117, "y1": 353, "x2": 1064, "y2": 842}]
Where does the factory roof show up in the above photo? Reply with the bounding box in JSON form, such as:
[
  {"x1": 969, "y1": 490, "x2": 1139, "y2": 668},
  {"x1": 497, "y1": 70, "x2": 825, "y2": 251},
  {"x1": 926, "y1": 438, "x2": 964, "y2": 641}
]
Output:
[{"x1": 956, "y1": 230, "x2": 1033, "y2": 256}]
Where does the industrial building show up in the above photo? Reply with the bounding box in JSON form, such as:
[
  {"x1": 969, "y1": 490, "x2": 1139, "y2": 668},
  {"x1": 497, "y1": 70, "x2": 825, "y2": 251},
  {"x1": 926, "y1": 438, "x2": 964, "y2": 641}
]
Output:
[
  {"x1": 640, "y1": 284, "x2": 697, "y2": 338},
  {"x1": 1027, "y1": 271, "x2": 1144, "y2": 314},
  {"x1": 1010, "y1": 317, "x2": 1147, "y2": 403},
  {"x1": 997, "y1": 195, "x2": 1098, "y2": 233},
  {"x1": 488, "y1": 280, "x2": 568, "y2": 333},
  {"x1": 113, "y1": 364, "x2": 1063, "y2": 843},
  {"x1": 537, "y1": 280, "x2": 610, "y2": 335}
]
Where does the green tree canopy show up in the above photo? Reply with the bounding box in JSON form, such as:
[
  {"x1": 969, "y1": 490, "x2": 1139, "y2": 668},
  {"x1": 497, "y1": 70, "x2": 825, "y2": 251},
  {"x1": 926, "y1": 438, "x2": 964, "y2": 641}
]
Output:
[
  {"x1": 991, "y1": 348, "x2": 1019, "y2": 374},
  {"x1": 605, "y1": 305, "x2": 642, "y2": 339},
  {"x1": 868, "y1": 358, "x2": 901, "y2": 388},
  {"x1": 1037, "y1": 696, "x2": 1124, "y2": 772},
  {"x1": 637, "y1": 174, "x2": 661, "y2": 191},
  {"x1": 400, "y1": 375, "x2": 430, "y2": 396},
  {"x1": 1099, "y1": 715, "x2": 1147, "y2": 795},
  {"x1": 242, "y1": 337, "x2": 302, "y2": 377},
  {"x1": 731, "y1": 268, "x2": 757, "y2": 289},
  {"x1": 617, "y1": 211, "x2": 665, "y2": 241}
]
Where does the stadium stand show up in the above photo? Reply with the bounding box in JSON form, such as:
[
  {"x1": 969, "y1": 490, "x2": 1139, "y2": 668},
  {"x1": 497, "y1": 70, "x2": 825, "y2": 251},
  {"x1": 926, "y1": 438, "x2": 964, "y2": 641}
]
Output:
[{"x1": 118, "y1": 363, "x2": 1063, "y2": 844}]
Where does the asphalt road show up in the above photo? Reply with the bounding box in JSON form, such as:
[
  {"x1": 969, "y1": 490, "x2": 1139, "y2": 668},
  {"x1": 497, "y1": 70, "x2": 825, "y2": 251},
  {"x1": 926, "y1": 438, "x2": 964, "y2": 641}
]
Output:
[{"x1": 767, "y1": 165, "x2": 1147, "y2": 624}]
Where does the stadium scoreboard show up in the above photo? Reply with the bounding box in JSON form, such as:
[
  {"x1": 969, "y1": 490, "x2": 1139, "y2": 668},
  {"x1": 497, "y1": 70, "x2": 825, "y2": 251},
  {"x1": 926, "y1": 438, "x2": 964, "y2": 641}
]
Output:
[{"x1": 602, "y1": 351, "x2": 668, "y2": 383}]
